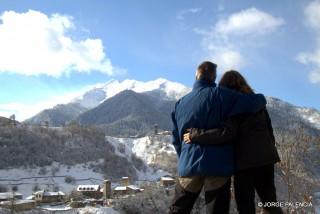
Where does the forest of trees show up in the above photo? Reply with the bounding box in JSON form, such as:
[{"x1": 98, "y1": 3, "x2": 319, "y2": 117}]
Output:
[{"x1": 0, "y1": 123, "x2": 146, "y2": 180}]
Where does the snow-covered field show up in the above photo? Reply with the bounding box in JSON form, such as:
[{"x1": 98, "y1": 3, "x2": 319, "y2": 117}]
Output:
[
  {"x1": 77, "y1": 207, "x2": 119, "y2": 214},
  {"x1": 0, "y1": 162, "x2": 104, "y2": 198}
]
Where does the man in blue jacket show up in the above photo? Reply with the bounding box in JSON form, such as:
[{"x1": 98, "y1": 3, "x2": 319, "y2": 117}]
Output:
[{"x1": 169, "y1": 61, "x2": 267, "y2": 214}]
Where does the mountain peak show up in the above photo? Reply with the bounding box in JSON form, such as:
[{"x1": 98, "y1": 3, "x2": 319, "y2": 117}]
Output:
[{"x1": 72, "y1": 78, "x2": 191, "y2": 109}]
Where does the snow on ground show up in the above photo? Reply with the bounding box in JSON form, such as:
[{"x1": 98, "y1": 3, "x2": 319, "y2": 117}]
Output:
[
  {"x1": 0, "y1": 162, "x2": 104, "y2": 198},
  {"x1": 106, "y1": 134, "x2": 176, "y2": 180},
  {"x1": 0, "y1": 207, "x2": 120, "y2": 214},
  {"x1": 78, "y1": 207, "x2": 120, "y2": 214},
  {"x1": 106, "y1": 135, "x2": 175, "y2": 165}
]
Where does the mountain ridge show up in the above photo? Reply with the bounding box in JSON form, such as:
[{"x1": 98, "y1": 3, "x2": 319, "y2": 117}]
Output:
[
  {"x1": 25, "y1": 78, "x2": 320, "y2": 133},
  {"x1": 72, "y1": 78, "x2": 190, "y2": 109}
]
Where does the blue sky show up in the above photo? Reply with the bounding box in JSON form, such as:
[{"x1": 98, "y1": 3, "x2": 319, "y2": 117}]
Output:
[{"x1": 0, "y1": 0, "x2": 320, "y2": 120}]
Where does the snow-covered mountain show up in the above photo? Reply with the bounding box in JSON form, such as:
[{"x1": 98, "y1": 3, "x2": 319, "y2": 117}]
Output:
[
  {"x1": 295, "y1": 107, "x2": 320, "y2": 129},
  {"x1": 72, "y1": 78, "x2": 191, "y2": 109},
  {"x1": 25, "y1": 78, "x2": 190, "y2": 126},
  {"x1": 25, "y1": 77, "x2": 320, "y2": 133},
  {"x1": 266, "y1": 97, "x2": 320, "y2": 131}
]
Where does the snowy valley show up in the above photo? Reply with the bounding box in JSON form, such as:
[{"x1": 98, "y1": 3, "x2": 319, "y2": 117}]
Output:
[{"x1": 0, "y1": 78, "x2": 320, "y2": 213}]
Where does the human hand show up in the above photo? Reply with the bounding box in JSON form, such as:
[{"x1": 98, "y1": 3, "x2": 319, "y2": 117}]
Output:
[{"x1": 183, "y1": 132, "x2": 192, "y2": 144}]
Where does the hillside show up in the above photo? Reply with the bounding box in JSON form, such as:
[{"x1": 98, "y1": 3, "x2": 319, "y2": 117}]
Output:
[
  {"x1": 267, "y1": 97, "x2": 320, "y2": 133},
  {"x1": 0, "y1": 124, "x2": 150, "y2": 181},
  {"x1": 77, "y1": 90, "x2": 175, "y2": 136},
  {"x1": 25, "y1": 103, "x2": 88, "y2": 127}
]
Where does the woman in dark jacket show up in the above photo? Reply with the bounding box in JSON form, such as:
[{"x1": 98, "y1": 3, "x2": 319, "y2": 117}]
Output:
[{"x1": 184, "y1": 70, "x2": 282, "y2": 214}]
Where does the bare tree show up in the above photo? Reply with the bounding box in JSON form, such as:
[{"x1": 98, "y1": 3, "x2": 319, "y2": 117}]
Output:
[{"x1": 276, "y1": 125, "x2": 317, "y2": 213}]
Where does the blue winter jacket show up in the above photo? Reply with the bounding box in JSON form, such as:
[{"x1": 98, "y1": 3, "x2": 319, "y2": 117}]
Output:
[{"x1": 171, "y1": 79, "x2": 267, "y2": 177}]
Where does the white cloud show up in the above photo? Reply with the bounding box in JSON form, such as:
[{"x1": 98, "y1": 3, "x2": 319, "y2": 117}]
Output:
[
  {"x1": 197, "y1": 8, "x2": 284, "y2": 72},
  {"x1": 0, "y1": 102, "x2": 49, "y2": 122},
  {"x1": 309, "y1": 70, "x2": 320, "y2": 83},
  {"x1": 176, "y1": 8, "x2": 201, "y2": 21},
  {"x1": 212, "y1": 49, "x2": 244, "y2": 71},
  {"x1": 304, "y1": 0, "x2": 320, "y2": 30},
  {"x1": 297, "y1": 0, "x2": 320, "y2": 84},
  {"x1": 215, "y1": 8, "x2": 284, "y2": 37},
  {"x1": 207, "y1": 44, "x2": 245, "y2": 71},
  {"x1": 0, "y1": 10, "x2": 117, "y2": 77},
  {"x1": 297, "y1": 50, "x2": 320, "y2": 65}
]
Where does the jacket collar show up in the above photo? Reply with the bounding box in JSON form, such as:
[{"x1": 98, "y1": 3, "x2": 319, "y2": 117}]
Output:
[{"x1": 193, "y1": 79, "x2": 216, "y2": 90}]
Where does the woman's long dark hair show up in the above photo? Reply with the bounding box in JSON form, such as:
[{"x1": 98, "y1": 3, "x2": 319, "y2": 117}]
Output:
[{"x1": 219, "y1": 70, "x2": 254, "y2": 94}]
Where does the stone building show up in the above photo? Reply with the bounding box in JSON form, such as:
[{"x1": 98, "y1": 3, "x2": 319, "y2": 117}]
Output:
[
  {"x1": 34, "y1": 190, "x2": 65, "y2": 203},
  {"x1": 113, "y1": 177, "x2": 143, "y2": 195},
  {"x1": 77, "y1": 185, "x2": 102, "y2": 199},
  {"x1": 103, "y1": 180, "x2": 111, "y2": 199}
]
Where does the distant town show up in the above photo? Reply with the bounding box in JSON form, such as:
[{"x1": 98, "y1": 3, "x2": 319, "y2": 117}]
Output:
[{"x1": 0, "y1": 176, "x2": 176, "y2": 212}]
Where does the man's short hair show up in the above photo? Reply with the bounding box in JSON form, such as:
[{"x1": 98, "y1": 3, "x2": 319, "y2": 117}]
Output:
[{"x1": 196, "y1": 61, "x2": 217, "y2": 82}]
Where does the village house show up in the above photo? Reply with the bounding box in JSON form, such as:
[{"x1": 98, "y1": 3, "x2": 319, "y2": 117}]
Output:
[
  {"x1": 34, "y1": 190, "x2": 65, "y2": 203},
  {"x1": 113, "y1": 177, "x2": 143, "y2": 196},
  {"x1": 113, "y1": 185, "x2": 143, "y2": 195},
  {"x1": 126, "y1": 185, "x2": 144, "y2": 194},
  {"x1": 0, "y1": 192, "x2": 23, "y2": 202},
  {"x1": 113, "y1": 186, "x2": 127, "y2": 195},
  {"x1": 77, "y1": 185, "x2": 102, "y2": 199}
]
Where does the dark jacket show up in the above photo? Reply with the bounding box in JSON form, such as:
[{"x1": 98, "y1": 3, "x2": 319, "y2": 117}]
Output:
[
  {"x1": 189, "y1": 108, "x2": 281, "y2": 171},
  {"x1": 171, "y1": 79, "x2": 266, "y2": 177}
]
